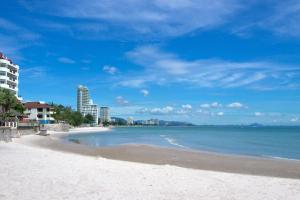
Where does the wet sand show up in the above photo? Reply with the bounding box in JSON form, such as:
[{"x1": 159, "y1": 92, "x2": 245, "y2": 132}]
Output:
[{"x1": 17, "y1": 133, "x2": 300, "y2": 179}]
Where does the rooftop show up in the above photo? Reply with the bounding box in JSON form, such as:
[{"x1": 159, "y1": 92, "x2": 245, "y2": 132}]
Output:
[
  {"x1": 0, "y1": 52, "x2": 14, "y2": 65},
  {"x1": 23, "y1": 102, "x2": 52, "y2": 109}
]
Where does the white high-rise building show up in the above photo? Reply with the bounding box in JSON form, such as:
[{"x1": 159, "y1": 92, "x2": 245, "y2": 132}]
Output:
[
  {"x1": 0, "y1": 52, "x2": 19, "y2": 96},
  {"x1": 77, "y1": 85, "x2": 90, "y2": 113},
  {"x1": 77, "y1": 85, "x2": 99, "y2": 125},
  {"x1": 100, "y1": 107, "x2": 110, "y2": 123}
]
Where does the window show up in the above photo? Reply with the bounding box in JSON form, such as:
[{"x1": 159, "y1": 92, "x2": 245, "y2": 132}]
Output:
[
  {"x1": 37, "y1": 108, "x2": 43, "y2": 112},
  {"x1": 37, "y1": 114, "x2": 43, "y2": 118},
  {"x1": 0, "y1": 71, "x2": 5, "y2": 76}
]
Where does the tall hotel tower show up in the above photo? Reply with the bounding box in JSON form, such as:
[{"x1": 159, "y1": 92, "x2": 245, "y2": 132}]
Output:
[
  {"x1": 77, "y1": 85, "x2": 99, "y2": 125},
  {"x1": 0, "y1": 52, "x2": 19, "y2": 96},
  {"x1": 77, "y1": 85, "x2": 90, "y2": 112}
]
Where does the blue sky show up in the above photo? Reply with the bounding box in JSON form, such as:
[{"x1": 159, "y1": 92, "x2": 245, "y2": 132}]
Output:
[{"x1": 1, "y1": 0, "x2": 300, "y2": 125}]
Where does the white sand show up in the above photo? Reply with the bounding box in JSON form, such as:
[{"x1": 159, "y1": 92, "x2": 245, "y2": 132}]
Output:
[
  {"x1": 46, "y1": 126, "x2": 111, "y2": 135},
  {"x1": 69, "y1": 127, "x2": 111, "y2": 133},
  {"x1": 0, "y1": 139, "x2": 300, "y2": 200}
]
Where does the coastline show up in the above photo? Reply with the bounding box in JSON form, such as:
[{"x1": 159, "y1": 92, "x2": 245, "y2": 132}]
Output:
[
  {"x1": 15, "y1": 127, "x2": 300, "y2": 179},
  {"x1": 1, "y1": 127, "x2": 300, "y2": 199}
]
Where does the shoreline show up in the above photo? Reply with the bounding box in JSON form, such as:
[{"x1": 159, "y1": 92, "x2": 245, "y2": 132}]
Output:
[
  {"x1": 15, "y1": 127, "x2": 300, "y2": 179},
  {"x1": 2, "y1": 127, "x2": 300, "y2": 199}
]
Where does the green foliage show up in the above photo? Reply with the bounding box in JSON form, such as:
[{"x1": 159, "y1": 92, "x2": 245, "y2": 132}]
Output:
[
  {"x1": 69, "y1": 111, "x2": 84, "y2": 127},
  {"x1": 110, "y1": 117, "x2": 127, "y2": 126},
  {"x1": 84, "y1": 114, "x2": 94, "y2": 124},
  {"x1": 0, "y1": 88, "x2": 23, "y2": 119},
  {"x1": 50, "y1": 103, "x2": 84, "y2": 127},
  {"x1": 102, "y1": 120, "x2": 110, "y2": 127}
]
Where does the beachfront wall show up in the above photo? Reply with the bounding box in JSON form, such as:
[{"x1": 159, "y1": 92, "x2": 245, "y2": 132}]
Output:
[
  {"x1": 0, "y1": 127, "x2": 19, "y2": 142},
  {"x1": 42, "y1": 123, "x2": 70, "y2": 132}
]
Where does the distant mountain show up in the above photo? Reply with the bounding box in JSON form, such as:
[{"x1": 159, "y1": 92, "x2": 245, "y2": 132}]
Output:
[
  {"x1": 134, "y1": 119, "x2": 194, "y2": 126},
  {"x1": 112, "y1": 117, "x2": 195, "y2": 126},
  {"x1": 110, "y1": 117, "x2": 127, "y2": 125},
  {"x1": 158, "y1": 120, "x2": 194, "y2": 126},
  {"x1": 248, "y1": 123, "x2": 264, "y2": 127}
]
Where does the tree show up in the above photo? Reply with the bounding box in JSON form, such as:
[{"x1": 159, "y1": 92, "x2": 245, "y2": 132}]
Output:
[
  {"x1": 69, "y1": 112, "x2": 84, "y2": 127},
  {"x1": 0, "y1": 88, "x2": 23, "y2": 120},
  {"x1": 84, "y1": 114, "x2": 94, "y2": 124},
  {"x1": 50, "y1": 103, "x2": 84, "y2": 127},
  {"x1": 102, "y1": 120, "x2": 110, "y2": 127}
]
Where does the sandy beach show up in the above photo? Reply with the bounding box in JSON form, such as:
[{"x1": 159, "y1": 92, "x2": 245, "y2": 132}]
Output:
[{"x1": 1, "y1": 127, "x2": 300, "y2": 199}]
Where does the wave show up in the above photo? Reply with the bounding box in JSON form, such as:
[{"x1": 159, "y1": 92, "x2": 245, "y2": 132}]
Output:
[
  {"x1": 160, "y1": 135, "x2": 186, "y2": 148},
  {"x1": 261, "y1": 155, "x2": 300, "y2": 161}
]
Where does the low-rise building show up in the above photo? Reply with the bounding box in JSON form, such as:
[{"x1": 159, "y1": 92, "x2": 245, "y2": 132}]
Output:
[
  {"x1": 23, "y1": 102, "x2": 55, "y2": 124},
  {"x1": 82, "y1": 102, "x2": 99, "y2": 125}
]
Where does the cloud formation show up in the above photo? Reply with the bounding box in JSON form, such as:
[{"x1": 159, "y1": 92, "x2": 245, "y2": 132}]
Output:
[
  {"x1": 57, "y1": 57, "x2": 75, "y2": 64},
  {"x1": 217, "y1": 112, "x2": 224, "y2": 116},
  {"x1": 123, "y1": 46, "x2": 300, "y2": 90},
  {"x1": 254, "y1": 112, "x2": 264, "y2": 117},
  {"x1": 0, "y1": 18, "x2": 39, "y2": 59},
  {"x1": 227, "y1": 102, "x2": 245, "y2": 109},
  {"x1": 138, "y1": 106, "x2": 174, "y2": 115},
  {"x1": 115, "y1": 96, "x2": 129, "y2": 106},
  {"x1": 200, "y1": 102, "x2": 222, "y2": 109},
  {"x1": 20, "y1": 0, "x2": 242, "y2": 39},
  {"x1": 140, "y1": 89, "x2": 149, "y2": 97},
  {"x1": 103, "y1": 65, "x2": 118, "y2": 75}
]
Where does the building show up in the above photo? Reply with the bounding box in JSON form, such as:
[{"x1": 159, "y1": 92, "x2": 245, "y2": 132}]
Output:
[
  {"x1": 77, "y1": 85, "x2": 90, "y2": 113},
  {"x1": 23, "y1": 102, "x2": 55, "y2": 124},
  {"x1": 0, "y1": 52, "x2": 19, "y2": 96},
  {"x1": 77, "y1": 85, "x2": 99, "y2": 125},
  {"x1": 143, "y1": 119, "x2": 159, "y2": 126},
  {"x1": 127, "y1": 117, "x2": 134, "y2": 125},
  {"x1": 100, "y1": 107, "x2": 110, "y2": 123},
  {"x1": 81, "y1": 101, "x2": 99, "y2": 125}
]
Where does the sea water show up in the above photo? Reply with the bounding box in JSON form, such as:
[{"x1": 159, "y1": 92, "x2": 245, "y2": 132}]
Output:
[{"x1": 64, "y1": 126, "x2": 300, "y2": 160}]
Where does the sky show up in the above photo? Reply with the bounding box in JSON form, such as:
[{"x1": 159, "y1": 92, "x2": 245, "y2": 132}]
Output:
[{"x1": 1, "y1": 0, "x2": 300, "y2": 125}]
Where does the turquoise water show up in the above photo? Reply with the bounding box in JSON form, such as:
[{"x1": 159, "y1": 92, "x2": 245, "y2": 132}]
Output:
[{"x1": 65, "y1": 126, "x2": 300, "y2": 160}]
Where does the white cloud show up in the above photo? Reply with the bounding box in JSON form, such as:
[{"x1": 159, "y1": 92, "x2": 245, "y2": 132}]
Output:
[
  {"x1": 200, "y1": 102, "x2": 222, "y2": 109},
  {"x1": 254, "y1": 112, "x2": 264, "y2": 117},
  {"x1": 290, "y1": 117, "x2": 298, "y2": 122},
  {"x1": 20, "y1": 0, "x2": 243, "y2": 39},
  {"x1": 0, "y1": 18, "x2": 40, "y2": 60},
  {"x1": 227, "y1": 102, "x2": 245, "y2": 109},
  {"x1": 103, "y1": 65, "x2": 118, "y2": 75},
  {"x1": 211, "y1": 102, "x2": 222, "y2": 108},
  {"x1": 182, "y1": 104, "x2": 192, "y2": 110},
  {"x1": 217, "y1": 112, "x2": 224, "y2": 116},
  {"x1": 140, "y1": 89, "x2": 149, "y2": 97},
  {"x1": 177, "y1": 104, "x2": 193, "y2": 114},
  {"x1": 21, "y1": 67, "x2": 46, "y2": 78},
  {"x1": 138, "y1": 106, "x2": 174, "y2": 115},
  {"x1": 124, "y1": 46, "x2": 300, "y2": 90},
  {"x1": 263, "y1": 1, "x2": 300, "y2": 37},
  {"x1": 115, "y1": 96, "x2": 129, "y2": 106},
  {"x1": 200, "y1": 104, "x2": 211, "y2": 109},
  {"x1": 57, "y1": 57, "x2": 75, "y2": 64},
  {"x1": 118, "y1": 79, "x2": 146, "y2": 88}
]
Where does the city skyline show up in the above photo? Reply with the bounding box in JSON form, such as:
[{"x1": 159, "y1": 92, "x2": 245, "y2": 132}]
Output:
[{"x1": 1, "y1": 1, "x2": 300, "y2": 125}]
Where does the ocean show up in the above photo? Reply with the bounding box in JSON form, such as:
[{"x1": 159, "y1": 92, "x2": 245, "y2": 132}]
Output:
[{"x1": 64, "y1": 126, "x2": 300, "y2": 160}]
